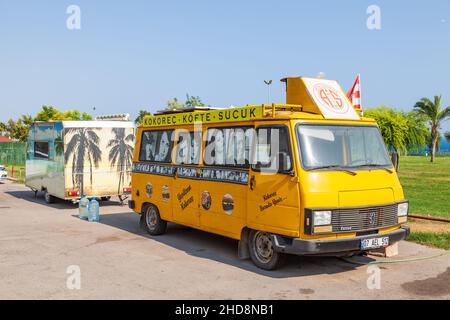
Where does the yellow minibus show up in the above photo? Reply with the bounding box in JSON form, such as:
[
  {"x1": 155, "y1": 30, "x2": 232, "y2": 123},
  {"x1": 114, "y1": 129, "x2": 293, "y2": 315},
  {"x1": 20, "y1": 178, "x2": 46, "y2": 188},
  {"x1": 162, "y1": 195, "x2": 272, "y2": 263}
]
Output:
[{"x1": 129, "y1": 76, "x2": 409, "y2": 270}]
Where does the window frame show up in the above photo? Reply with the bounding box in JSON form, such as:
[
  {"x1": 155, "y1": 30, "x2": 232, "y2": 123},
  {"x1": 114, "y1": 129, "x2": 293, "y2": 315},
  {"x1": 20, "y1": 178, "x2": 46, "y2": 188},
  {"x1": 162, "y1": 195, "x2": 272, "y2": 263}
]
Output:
[
  {"x1": 203, "y1": 125, "x2": 254, "y2": 169},
  {"x1": 34, "y1": 141, "x2": 50, "y2": 160},
  {"x1": 251, "y1": 124, "x2": 294, "y2": 174},
  {"x1": 138, "y1": 129, "x2": 175, "y2": 163},
  {"x1": 174, "y1": 130, "x2": 203, "y2": 166},
  {"x1": 295, "y1": 122, "x2": 393, "y2": 171}
]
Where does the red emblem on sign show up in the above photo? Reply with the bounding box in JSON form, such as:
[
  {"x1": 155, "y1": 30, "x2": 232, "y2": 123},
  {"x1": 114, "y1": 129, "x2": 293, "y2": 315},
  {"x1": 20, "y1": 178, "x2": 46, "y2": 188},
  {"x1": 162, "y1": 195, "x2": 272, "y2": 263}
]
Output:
[{"x1": 313, "y1": 84, "x2": 349, "y2": 114}]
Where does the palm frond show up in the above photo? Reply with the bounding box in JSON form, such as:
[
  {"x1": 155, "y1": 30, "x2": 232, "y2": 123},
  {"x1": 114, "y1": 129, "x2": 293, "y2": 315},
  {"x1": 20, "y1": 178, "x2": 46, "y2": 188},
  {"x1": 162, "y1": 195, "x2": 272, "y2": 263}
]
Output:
[
  {"x1": 438, "y1": 106, "x2": 450, "y2": 121},
  {"x1": 88, "y1": 142, "x2": 102, "y2": 167},
  {"x1": 65, "y1": 133, "x2": 81, "y2": 162},
  {"x1": 125, "y1": 133, "x2": 135, "y2": 142},
  {"x1": 86, "y1": 129, "x2": 100, "y2": 144}
]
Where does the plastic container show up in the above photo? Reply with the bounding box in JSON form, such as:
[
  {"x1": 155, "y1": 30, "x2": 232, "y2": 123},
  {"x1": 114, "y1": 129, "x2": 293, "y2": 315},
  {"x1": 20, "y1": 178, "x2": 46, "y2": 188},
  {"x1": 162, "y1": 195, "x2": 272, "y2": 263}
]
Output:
[
  {"x1": 78, "y1": 194, "x2": 89, "y2": 220},
  {"x1": 88, "y1": 198, "x2": 100, "y2": 222}
]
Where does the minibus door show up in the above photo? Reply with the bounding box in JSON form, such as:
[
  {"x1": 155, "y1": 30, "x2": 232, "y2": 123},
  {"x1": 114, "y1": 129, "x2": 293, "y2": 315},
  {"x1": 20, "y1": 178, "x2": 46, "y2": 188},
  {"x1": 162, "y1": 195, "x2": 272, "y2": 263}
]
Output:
[
  {"x1": 172, "y1": 131, "x2": 201, "y2": 228},
  {"x1": 247, "y1": 124, "x2": 301, "y2": 235},
  {"x1": 172, "y1": 178, "x2": 200, "y2": 228}
]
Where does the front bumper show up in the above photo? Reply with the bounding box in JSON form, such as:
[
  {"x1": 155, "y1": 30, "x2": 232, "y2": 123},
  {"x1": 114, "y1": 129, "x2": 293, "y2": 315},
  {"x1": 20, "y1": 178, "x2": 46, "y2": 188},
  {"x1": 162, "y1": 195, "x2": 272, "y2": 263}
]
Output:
[{"x1": 271, "y1": 226, "x2": 410, "y2": 255}]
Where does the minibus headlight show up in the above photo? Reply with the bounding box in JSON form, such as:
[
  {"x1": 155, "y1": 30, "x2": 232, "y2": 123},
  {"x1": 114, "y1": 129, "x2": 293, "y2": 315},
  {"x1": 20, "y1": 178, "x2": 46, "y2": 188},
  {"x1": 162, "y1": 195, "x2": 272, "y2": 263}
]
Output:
[
  {"x1": 313, "y1": 210, "x2": 332, "y2": 226},
  {"x1": 398, "y1": 202, "x2": 408, "y2": 217}
]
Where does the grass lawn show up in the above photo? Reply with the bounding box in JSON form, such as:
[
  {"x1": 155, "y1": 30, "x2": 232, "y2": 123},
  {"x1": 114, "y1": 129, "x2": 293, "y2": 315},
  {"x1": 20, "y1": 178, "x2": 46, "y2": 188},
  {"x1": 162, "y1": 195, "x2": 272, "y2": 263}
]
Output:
[
  {"x1": 398, "y1": 156, "x2": 450, "y2": 219},
  {"x1": 407, "y1": 232, "x2": 450, "y2": 250}
]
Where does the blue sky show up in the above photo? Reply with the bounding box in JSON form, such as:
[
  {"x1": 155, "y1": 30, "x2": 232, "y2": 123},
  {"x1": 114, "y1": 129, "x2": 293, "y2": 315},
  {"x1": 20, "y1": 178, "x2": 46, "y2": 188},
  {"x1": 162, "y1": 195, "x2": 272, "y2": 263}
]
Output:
[{"x1": 0, "y1": 0, "x2": 449, "y2": 131}]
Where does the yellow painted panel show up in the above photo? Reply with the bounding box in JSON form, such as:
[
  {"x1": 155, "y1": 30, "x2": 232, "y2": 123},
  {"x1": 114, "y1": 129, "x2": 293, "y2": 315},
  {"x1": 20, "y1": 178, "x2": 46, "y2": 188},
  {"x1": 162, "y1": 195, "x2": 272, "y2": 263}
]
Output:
[{"x1": 339, "y1": 188, "x2": 394, "y2": 207}]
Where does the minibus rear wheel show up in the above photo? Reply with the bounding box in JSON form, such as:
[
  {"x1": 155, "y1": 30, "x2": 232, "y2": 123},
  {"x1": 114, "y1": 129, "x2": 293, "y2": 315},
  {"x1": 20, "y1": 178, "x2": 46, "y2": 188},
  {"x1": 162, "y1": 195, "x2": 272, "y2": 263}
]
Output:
[
  {"x1": 142, "y1": 204, "x2": 167, "y2": 236},
  {"x1": 248, "y1": 230, "x2": 286, "y2": 270}
]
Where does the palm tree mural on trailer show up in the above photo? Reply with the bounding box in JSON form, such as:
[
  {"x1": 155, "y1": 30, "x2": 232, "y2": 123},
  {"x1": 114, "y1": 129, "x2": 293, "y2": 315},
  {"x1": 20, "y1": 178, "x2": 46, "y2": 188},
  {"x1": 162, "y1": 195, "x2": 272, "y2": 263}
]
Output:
[
  {"x1": 64, "y1": 128, "x2": 102, "y2": 193},
  {"x1": 107, "y1": 128, "x2": 135, "y2": 195}
]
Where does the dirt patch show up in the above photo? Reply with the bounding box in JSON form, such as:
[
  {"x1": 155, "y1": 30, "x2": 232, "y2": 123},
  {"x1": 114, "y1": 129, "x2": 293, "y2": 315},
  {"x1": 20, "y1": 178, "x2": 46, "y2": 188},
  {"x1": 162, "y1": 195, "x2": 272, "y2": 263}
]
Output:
[
  {"x1": 431, "y1": 177, "x2": 450, "y2": 181},
  {"x1": 402, "y1": 267, "x2": 450, "y2": 297},
  {"x1": 408, "y1": 220, "x2": 450, "y2": 233},
  {"x1": 94, "y1": 236, "x2": 122, "y2": 244},
  {"x1": 299, "y1": 288, "x2": 315, "y2": 295}
]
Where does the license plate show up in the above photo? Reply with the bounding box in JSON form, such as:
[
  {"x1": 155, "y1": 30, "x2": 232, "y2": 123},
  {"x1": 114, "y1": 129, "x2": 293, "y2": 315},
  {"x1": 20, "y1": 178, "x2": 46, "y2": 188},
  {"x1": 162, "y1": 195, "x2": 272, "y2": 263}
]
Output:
[{"x1": 360, "y1": 237, "x2": 389, "y2": 250}]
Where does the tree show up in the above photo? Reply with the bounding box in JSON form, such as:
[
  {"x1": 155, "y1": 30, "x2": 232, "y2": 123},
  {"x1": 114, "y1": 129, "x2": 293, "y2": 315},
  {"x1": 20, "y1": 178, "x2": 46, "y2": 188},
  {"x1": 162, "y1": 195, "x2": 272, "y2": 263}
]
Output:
[
  {"x1": 403, "y1": 111, "x2": 429, "y2": 152},
  {"x1": 364, "y1": 107, "x2": 409, "y2": 153},
  {"x1": 364, "y1": 107, "x2": 429, "y2": 155},
  {"x1": 1, "y1": 106, "x2": 93, "y2": 143},
  {"x1": 445, "y1": 131, "x2": 450, "y2": 143},
  {"x1": 0, "y1": 121, "x2": 7, "y2": 134},
  {"x1": 35, "y1": 106, "x2": 63, "y2": 121},
  {"x1": 165, "y1": 98, "x2": 185, "y2": 111},
  {"x1": 185, "y1": 94, "x2": 205, "y2": 108},
  {"x1": 2, "y1": 115, "x2": 34, "y2": 142},
  {"x1": 164, "y1": 94, "x2": 207, "y2": 111},
  {"x1": 414, "y1": 95, "x2": 450, "y2": 162},
  {"x1": 134, "y1": 110, "x2": 152, "y2": 125},
  {"x1": 35, "y1": 106, "x2": 92, "y2": 121},
  {"x1": 61, "y1": 110, "x2": 92, "y2": 120},
  {"x1": 107, "y1": 128, "x2": 135, "y2": 195}
]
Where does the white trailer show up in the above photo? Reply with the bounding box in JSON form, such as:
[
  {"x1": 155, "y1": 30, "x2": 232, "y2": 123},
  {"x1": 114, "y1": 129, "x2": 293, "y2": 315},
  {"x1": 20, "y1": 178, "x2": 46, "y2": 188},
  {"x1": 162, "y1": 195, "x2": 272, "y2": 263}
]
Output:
[{"x1": 26, "y1": 119, "x2": 135, "y2": 203}]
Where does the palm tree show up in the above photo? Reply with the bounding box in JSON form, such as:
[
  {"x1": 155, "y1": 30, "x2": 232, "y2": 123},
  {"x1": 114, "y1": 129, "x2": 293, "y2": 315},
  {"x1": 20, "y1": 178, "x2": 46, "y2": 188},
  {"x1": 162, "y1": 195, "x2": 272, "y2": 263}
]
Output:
[
  {"x1": 64, "y1": 128, "x2": 102, "y2": 192},
  {"x1": 107, "y1": 128, "x2": 135, "y2": 195},
  {"x1": 414, "y1": 95, "x2": 450, "y2": 162}
]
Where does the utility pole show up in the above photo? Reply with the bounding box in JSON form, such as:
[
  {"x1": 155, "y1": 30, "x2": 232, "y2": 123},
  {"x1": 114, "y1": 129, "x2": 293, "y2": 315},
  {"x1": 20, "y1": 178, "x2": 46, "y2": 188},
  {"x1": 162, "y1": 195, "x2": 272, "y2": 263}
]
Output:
[{"x1": 264, "y1": 80, "x2": 273, "y2": 104}]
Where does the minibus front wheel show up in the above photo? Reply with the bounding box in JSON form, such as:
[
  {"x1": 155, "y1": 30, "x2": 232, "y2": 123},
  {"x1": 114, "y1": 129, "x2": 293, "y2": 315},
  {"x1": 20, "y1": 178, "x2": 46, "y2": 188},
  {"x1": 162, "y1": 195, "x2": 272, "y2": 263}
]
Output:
[
  {"x1": 248, "y1": 230, "x2": 286, "y2": 270},
  {"x1": 142, "y1": 204, "x2": 167, "y2": 236}
]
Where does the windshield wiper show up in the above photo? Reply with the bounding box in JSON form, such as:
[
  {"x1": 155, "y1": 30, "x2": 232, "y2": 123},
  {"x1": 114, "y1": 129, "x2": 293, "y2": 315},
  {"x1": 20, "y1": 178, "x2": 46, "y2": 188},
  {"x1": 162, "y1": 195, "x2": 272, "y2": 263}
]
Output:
[
  {"x1": 355, "y1": 164, "x2": 394, "y2": 174},
  {"x1": 310, "y1": 165, "x2": 357, "y2": 176}
]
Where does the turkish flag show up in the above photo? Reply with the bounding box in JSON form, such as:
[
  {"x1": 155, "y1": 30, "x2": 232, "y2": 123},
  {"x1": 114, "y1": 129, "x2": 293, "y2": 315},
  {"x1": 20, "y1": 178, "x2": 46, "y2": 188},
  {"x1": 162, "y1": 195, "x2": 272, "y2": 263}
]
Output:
[{"x1": 347, "y1": 75, "x2": 361, "y2": 110}]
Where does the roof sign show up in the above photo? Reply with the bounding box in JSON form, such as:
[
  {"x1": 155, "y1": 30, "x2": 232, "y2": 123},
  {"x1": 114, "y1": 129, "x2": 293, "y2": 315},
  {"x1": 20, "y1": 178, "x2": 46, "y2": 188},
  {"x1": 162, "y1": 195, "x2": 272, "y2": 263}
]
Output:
[
  {"x1": 302, "y1": 77, "x2": 360, "y2": 120},
  {"x1": 142, "y1": 106, "x2": 263, "y2": 127}
]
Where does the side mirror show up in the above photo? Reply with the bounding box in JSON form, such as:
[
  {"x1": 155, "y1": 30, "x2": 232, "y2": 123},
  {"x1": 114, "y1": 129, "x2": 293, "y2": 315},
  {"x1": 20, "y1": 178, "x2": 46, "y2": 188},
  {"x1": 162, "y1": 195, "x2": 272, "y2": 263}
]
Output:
[{"x1": 391, "y1": 150, "x2": 399, "y2": 172}]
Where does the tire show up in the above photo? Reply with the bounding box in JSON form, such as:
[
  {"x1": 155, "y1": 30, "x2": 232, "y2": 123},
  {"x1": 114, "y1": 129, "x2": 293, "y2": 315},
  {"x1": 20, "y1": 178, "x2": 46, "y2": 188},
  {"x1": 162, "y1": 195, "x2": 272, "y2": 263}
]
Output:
[
  {"x1": 248, "y1": 230, "x2": 286, "y2": 270},
  {"x1": 44, "y1": 190, "x2": 55, "y2": 204},
  {"x1": 142, "y1": 204, "x2": 167, "y2": 236}
]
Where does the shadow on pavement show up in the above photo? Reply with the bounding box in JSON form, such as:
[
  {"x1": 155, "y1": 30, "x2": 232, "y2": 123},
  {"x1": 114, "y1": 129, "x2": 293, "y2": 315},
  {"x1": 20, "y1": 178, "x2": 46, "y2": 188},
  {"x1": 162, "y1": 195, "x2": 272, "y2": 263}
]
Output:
[
  {"x1": 95, "y1": 212, "x2": 377, "y2": 278},
  {"x1": 5, "y1": 190, "x2": 125, "y2": 209}
]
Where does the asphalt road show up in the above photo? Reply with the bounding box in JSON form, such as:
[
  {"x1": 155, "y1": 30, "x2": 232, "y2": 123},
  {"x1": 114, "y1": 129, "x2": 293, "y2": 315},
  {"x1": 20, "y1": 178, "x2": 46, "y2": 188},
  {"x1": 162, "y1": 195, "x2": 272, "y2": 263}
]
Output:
[{"x1": 0, "y1": 180, "x2": 449, "y2": 299}]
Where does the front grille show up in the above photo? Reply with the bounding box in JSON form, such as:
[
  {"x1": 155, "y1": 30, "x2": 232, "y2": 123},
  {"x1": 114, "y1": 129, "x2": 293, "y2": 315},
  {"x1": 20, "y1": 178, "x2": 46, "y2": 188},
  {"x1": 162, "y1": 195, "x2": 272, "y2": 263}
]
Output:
[{"x1": 331, "y1": 203, "x2": 399, "y2": 233}]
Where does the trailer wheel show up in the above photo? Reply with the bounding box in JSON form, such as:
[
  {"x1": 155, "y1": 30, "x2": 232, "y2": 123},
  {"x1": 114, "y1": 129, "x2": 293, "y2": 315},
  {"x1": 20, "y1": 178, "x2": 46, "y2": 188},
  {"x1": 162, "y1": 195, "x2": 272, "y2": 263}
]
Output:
[
  {"x1": 248, "y1": 230, "x2": 286, "y2": 270},
  {"x1": 44, "y1": 190, "x2": 55, "y2": 204},
  {"x1": 142, "y1": 204, "x2": 167, "y2": 236}
]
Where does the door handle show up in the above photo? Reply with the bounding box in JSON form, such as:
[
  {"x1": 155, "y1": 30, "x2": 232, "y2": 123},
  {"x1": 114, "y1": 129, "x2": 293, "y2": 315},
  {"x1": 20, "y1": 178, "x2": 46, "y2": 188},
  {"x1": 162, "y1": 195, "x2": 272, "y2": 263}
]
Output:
[{"x1": 250, "y1": 175, "x2": 256, "y2": 190}]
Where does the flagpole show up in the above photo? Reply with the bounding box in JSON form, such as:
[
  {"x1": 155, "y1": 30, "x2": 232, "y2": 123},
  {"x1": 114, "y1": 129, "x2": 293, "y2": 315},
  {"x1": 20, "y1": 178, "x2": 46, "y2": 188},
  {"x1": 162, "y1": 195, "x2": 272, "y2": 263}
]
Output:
[
  {"x1": 358, "y1": 73, "x2": 363, "y2": 116},
  {"x1": 358, "y1": 73, "x2": 361, "y2": 108}
]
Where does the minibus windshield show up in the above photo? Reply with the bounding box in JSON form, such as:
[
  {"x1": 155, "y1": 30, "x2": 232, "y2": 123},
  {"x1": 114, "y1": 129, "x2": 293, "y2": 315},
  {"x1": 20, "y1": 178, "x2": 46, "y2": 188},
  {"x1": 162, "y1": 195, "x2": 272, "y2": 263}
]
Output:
[{"x1": 297, "y1": 124, "x2": 392, "y2": 170}]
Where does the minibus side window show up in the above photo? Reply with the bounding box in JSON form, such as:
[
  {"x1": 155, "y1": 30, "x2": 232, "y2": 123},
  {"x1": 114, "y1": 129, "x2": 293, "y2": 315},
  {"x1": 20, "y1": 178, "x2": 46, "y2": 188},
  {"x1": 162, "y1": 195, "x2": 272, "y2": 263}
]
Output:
[
  {"x1": 204, "y1": 126, "x2": 253, "y2": 168},
  {"x1": 175, "y1": 131, "x2": 202, "y2": 165},
  {"x1": 252, "y1": 126, "x2": 292, "y2": 173},
  {"x1": 139, "y1": 130, "x2": 174, "y2": 163},
  {"x1": 34, "y1": 141, "x2": 49, "y2": 160}
]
